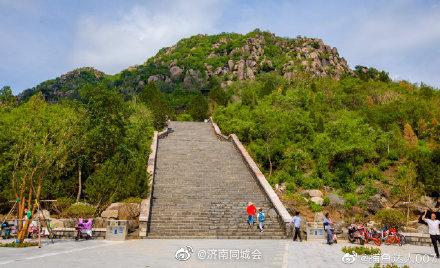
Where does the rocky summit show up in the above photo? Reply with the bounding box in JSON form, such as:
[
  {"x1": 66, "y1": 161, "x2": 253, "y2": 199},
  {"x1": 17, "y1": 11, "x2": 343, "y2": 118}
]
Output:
[
  {"x1": 21, "y1": 30, "x2": 351, "y2": 101},
  {"x1": 128, "y1": 30, "x2": 351, "y2": 91}
]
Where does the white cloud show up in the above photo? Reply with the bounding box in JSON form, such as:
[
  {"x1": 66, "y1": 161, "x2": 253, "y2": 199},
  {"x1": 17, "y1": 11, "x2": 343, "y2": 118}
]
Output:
[
  {"x1": 347, "y1": 8, "x2": 440, "y2": 57},
  {"x1": 70, "y1": 0, "x2": 224, "y2": 73}
]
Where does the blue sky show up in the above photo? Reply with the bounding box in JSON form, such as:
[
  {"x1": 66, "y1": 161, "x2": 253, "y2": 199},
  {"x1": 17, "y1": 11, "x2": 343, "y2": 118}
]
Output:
[{"x1": 1, "y1": 0, "x2": 439, "y2": 94}]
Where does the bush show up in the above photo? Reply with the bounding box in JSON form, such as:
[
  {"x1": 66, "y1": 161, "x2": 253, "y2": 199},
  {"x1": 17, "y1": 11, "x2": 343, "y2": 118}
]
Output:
[
  {"x1": 0, "y1": 242, "x2": 38, "y2": 248},
  {"x1": 188, "y1": 94, "x2": 209, "y2": 121},
  {"x1": 176, "y1": 113, "x2": 193, "y2": 121},
  {"x1": 62, "y1": 202, "x2": 96, "y2": 218},
  {"x1": 342, "y1": 246, "x2": 381, "y2": 255},
  {"x1": 285, "y1": 181, "x2": 296, "y2": 193},
  {"x1": 375, "y1": 208, "x2": 406, "y2": 228},
  {"x1": 121, "y1": 197, "x2": 143, "y2": 204},
  {"x1": 52, "y1": 197, "x2": 74, "y2": 215},
  {"x1": 302, "y1": 177, "x2": 324, "y2": 189},
  {"x1": 322, "y1": 196, "x2": 330, "y2": 206},
  {"x1": 287, "y1": 193, "x2": 308, "y2": 207},
  {"x1": 344, "y1": 193, "x2": 359, "y2": 209},
  {"x1": 378, "y1": 159, "x2": 392, "y2": 171},
  {"x1": 387, "y1": 150, "x2": 399, "y2": 161},
  {"x1": 309, "y1": 202, "x2": 323, "y2": 212}
]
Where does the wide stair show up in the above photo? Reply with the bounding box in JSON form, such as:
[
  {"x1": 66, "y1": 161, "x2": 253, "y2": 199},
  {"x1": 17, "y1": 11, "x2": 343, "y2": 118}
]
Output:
[{"x1": 148, "y1": 121, "x2": 286, "y2": 239}]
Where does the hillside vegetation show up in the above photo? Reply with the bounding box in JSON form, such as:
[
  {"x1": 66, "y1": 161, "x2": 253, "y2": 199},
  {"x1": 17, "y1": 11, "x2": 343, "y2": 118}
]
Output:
[
  {"x1": 214, "y1": 74, "x2": 440, "y2": 221},
  {"x1": 1, "y1": 30, "x2": 439, "y2": 222}
]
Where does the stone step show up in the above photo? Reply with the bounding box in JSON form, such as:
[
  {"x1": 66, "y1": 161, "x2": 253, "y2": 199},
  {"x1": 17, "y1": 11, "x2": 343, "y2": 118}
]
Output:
[
  {"x1": 149, "y1": 121, "x2": 286, "y2": 239},
  {"x1": 147, "y1": 235, "x2": 287, "y2": 239}
]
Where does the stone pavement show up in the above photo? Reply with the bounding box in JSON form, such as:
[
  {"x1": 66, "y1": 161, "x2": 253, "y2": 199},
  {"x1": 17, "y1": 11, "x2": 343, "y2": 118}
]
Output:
[{"x1": 0, "y1": 239, "x2": 439, "y2": 268}]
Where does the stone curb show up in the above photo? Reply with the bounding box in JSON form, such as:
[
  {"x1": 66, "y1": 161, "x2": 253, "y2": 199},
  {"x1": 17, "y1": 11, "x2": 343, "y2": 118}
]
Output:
[
  {"x1": 139, "y1": 125, "x2": 170, "y2": 238},
  {"x1": 209, "y1": 117, "x2": 292, "y2": 235}
]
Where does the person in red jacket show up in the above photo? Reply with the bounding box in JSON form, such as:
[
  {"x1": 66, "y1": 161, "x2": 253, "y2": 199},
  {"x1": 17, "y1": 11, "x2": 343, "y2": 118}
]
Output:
[{"x1": 246, "y1": 202, "x2": 257, "y2": 227}]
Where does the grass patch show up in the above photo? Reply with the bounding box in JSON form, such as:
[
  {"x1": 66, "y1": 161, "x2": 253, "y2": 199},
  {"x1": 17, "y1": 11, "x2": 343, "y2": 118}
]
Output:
[
  {"x1": 0, "y1": 241, "x2": 39, "y2": 248},
  {"x1": 342, "y1": 246, "x2": 381, "y2": 255}
]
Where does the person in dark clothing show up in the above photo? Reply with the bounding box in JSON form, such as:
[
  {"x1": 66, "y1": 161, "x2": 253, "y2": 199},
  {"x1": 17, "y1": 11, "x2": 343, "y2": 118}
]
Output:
[{"x1": 323, "y1": 213, "x2": 334, "y2": 245}]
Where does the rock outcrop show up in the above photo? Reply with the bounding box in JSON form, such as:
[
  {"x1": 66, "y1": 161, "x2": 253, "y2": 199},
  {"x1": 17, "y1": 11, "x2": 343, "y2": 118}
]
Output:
[
  {"x1": 20, "y1": 31, "x2": 353, "y2": 102},
  {"x1": 144, "y1": 31, "x2": 351, "y2": 90},
  {"x1": 101, "y1": 202, "x2": 141, "y2": 220}
]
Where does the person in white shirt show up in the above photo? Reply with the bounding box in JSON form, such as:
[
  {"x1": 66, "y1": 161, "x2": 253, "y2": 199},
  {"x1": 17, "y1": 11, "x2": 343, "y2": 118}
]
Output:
[
  {"x1": 291, "y1": 212, "x2": 302, "y2": 242},
  {"x1": 422, "y1": 209, "x2": 440, "y2": 258}
]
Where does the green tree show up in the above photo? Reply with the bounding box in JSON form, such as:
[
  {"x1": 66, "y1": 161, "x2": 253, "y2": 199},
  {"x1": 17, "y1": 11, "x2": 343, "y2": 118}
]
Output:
[
  {"x1": 393, "y1": 162, "x2": 422, "y2": 221},
  {"x1": 0, "y1": 86, "x2": 16, "y2": 108},
  {"x1": 0, "y1": 93, "x2": 80, "y2": 243},
  {"x1": 188, "y1": 93, "x2": 209, "y2": 121},
  {"x1": 139, "y1": 82, "x2": 172, "y2": 129}
]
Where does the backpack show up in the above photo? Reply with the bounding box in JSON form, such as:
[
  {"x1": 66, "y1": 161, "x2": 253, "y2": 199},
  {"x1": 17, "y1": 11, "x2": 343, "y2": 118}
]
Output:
[{"x1": 258, "y1": 212, "x2": 265, "y2": 222}]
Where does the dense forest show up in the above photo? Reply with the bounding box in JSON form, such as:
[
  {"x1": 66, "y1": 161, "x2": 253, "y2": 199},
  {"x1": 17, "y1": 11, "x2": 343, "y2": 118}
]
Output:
[{"x1": 1, "y1": 30, "x2": 439, "y2": 222}]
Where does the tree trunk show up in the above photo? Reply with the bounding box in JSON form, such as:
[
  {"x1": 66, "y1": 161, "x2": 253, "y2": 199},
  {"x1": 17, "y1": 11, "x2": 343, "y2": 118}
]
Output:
[
  {"x1": 76, "y1": 164, "x2": 82, "y2": 203},
  {"x1": 268, "y1": 156, "x2": 273, "y2": 177}
]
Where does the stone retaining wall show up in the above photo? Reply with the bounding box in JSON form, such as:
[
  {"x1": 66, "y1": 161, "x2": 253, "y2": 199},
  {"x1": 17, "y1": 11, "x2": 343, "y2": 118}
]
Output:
[
  {"x1": 210, "y1": 118, "x2": 292, "y2": 236},
  {"x1": 139, "y1": 126, "x2": 170, "y2": 238},
  {"x1": 49, "y1": 227, "x2": 106, "y2": 239},
  {"x1": 402, "y1": 232, "x2": 433, "y2": 247}
]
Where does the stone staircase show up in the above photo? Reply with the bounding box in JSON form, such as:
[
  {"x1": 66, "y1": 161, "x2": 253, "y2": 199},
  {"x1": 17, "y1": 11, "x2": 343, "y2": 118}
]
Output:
[{"x1": 147, "y1": 121, "x2": 287, "y2": 239}]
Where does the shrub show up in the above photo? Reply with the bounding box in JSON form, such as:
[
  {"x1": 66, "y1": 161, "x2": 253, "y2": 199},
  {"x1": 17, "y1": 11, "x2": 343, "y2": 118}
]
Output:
[
  {"x1": 62, "y1": 202, "x2": 96, "y2": 218},
  {"x1": 0, "y1": 242, "x2": 38, "y2": 248},
  {"x1": 322, "y1": 196, "x2": 330, "y2": 206},
  {"x1": 360, "y1": 184, "x2": 378, "y2": 200},
  {"x1": 302, "y1": 177, "x2": 324, "y2": 189},
  {"x1": 285, "y1": 181, "x2": 296, "y2": 193},
  {"x1": 378, "y1": 159, "x2": 392, "y2": 171},
  {"x1": 121, "y1": 197, "x2": 143, "y2": 204},
  {"x1": 387, "y1": 150, "x2": 399, "y2": 161},
  {"x1": 288, "y1": 193, "x2": 308, "y2": 207},
  {"x1": 309, "y1": 202, "x2": 323, "y2": 212},
  {"x1": 176, "y1": 113, "x2": 193, "y2": 121},
  {"x1": 375, "y1": 208, "x2": 406, "y2": 228},
  {"x1": 344, "y1": 193, "x2": 359, "y2": 209},
  {"x1": 310, "y1": 41, "x2": 320, "y2": 49},
  {"x1": 342, "y1": 246, "x2": 381, "y2": 255},
  {"x1": 52, "y1": 197, "x2": 74, "y2": 215}
]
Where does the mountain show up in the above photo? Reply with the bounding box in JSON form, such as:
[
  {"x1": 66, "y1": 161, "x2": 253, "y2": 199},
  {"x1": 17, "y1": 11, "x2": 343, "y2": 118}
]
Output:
[
  {"x1": 19, "y1": 67, "x2": 106, "y2": 102},
  {"x1": 6, "y1": 30, "x2": 440, "y2": 224},
  {"x1": 19, "y1": 30, "x2": 352, "y2": 101},
  {"x1": 120, "y1": 30, "x2": 351, "y2": 91}
]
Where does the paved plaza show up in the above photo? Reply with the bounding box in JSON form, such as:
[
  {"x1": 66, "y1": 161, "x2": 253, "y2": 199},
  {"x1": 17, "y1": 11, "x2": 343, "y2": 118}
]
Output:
[{"x1": 0, "y1": 239, "x2": 439, "y2": 268}]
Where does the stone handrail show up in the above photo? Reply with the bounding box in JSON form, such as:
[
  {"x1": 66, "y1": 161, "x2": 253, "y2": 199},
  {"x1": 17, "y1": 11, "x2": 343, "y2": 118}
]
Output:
[
  {"x1": 209, "y1": 118, "x2": 292, "y2": 231},
  {"x1": 139, "y1": 125, "x2": 170, "y2": 238}
]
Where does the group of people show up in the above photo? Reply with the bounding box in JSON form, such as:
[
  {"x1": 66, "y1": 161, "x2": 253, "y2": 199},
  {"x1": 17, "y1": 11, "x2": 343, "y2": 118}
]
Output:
[
  {"x1": 290, "y1": 212, "x2": 335, "y2": 244},
  {"x1": 288, "y1": 208, "x2": 439, "y2": 259},
  {"x1": 245, "y1": 202, "x2": 439, "y2": 259},
  {"x1": 246, "y1": 202, "x2": 266, "y2": 232}
]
